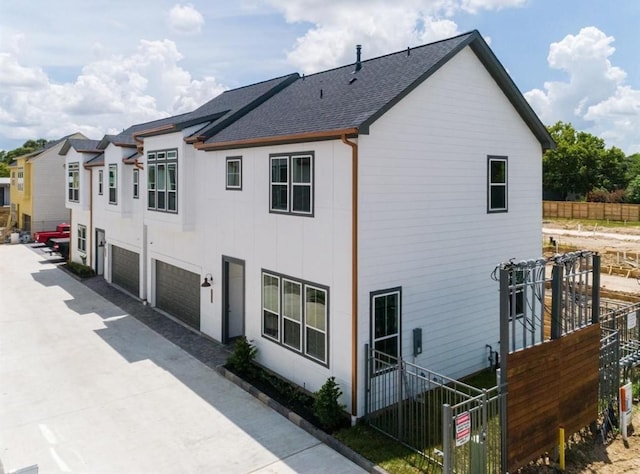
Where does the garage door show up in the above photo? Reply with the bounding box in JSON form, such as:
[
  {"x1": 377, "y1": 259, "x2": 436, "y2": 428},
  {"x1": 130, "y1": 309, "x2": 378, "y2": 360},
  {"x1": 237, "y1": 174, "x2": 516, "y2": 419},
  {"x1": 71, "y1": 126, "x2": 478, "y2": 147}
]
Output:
[
  {"x1": 156, "y1": 260, "x2": 200, "y2": 330},
  {"x1": 111, "y1": 246, "x2": 140, "y2": 296}
]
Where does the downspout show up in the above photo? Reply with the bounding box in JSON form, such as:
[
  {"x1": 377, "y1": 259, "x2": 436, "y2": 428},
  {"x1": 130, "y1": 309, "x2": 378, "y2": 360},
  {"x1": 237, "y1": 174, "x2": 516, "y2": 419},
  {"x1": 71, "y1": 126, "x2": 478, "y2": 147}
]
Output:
[
  {"x1": 341, "y1": 134, "x2": 358, "y2": 418},
  {"x1": 88, "y1": 168, "x2": 93, "y2": 268}
]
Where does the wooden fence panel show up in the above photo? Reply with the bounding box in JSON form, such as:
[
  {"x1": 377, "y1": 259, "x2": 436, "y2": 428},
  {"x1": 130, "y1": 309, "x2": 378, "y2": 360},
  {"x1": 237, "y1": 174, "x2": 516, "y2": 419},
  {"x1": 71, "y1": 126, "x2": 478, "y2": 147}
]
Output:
[
  {"x1": 543, "y1": 201, "x2": 640, "y2": 222},
  {"x1": 506, "y1": 324, "x2": 600, "y2": 472}
]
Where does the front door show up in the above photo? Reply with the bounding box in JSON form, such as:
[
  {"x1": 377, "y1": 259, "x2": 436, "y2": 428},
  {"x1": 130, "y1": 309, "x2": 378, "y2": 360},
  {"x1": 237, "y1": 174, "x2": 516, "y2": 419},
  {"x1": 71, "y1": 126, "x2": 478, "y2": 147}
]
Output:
[
  {"x1": 95, "y1": 229, "x2": 105, "y2": 276},
  {"x1": 223, "y1": 257, "x2": 245, "y2": 344}
]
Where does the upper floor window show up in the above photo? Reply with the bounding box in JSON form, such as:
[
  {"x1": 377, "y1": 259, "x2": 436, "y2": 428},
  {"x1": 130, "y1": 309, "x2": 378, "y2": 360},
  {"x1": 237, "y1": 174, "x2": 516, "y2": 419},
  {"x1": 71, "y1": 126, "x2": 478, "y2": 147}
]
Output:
[
  {"x1": 77, "y1": 224, "x2": 87, "y2": 253},
  {"x1": 108, "y1": 164, "x2": 117, "y2": 205},
  {"x1": 147, "y1": 149, "x2": 177, "y2": 213},
  {"x1": 262, "y1": 271, "x2": 328, "y2": 365},
  {"x1": 68, "y1": 163, "x2": 79, "y2": 202},
  {"x1": 133, "y1": 169, "x2": 139, "y2": 199},
  {"x1": 17, "y1": 168, "x2": 24, "y2": 191},
  {"x1": 98, "y1": 170, "x2": 103, "y2": 195},
  {"x1": 226, "y1": 156, "x2": 242, "y2": 190},
  {"x1": 270, "y1": 152, "x2": 313, "y2": 216},
  {"x1": 488, "y1": 156, "x2": 507, "y2": 213}
]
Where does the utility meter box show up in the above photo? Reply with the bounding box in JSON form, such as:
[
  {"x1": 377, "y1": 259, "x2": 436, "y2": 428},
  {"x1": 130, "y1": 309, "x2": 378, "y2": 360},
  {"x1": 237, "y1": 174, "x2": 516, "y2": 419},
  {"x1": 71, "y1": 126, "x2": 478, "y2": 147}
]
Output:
[{"x1": 413, "y1": 328, "x2": 422, "y2": 356}]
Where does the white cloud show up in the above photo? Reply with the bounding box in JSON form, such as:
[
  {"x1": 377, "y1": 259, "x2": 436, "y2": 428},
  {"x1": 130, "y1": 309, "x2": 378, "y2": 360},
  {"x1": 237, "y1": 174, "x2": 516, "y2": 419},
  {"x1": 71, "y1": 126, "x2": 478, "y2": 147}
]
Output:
[
  {"x1": 168, "y1": 3, "x2": 205, "y2": 34},
  {"x1": 263, "y1": 0, "x2": 524, "y2": 74},
  {"x1": 525, "y1": 27, "x2": 640, "y2": 154},
  {"x1": 0, "y1": 38, "x2": 226, "y2": 143}
]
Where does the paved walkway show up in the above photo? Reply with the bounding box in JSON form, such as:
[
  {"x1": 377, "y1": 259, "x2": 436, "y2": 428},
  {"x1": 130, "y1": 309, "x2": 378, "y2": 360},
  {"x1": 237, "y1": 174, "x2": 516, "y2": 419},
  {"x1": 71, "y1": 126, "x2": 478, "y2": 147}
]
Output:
[{"x1": 0, "y1": 244, "x2": 365, "y2": 474}]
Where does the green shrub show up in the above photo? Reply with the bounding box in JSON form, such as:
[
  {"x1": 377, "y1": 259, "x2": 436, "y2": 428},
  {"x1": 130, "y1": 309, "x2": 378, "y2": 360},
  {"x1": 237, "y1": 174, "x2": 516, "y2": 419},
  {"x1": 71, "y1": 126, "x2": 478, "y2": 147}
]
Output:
[
  {"x1": 66, "y1": 261, "x2": 95, "y2": 278},
  {"x1": 313, "y1": 376, "x2": 346, "y2": 431},
  {"x1": 226, "y1": 336, "x2": 257, "y2": 376}
]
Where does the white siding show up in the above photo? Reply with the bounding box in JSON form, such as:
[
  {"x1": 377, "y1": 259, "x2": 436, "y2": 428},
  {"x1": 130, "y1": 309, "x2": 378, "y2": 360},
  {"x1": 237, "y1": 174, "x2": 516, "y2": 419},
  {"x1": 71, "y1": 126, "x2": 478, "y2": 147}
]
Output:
[
  {"x1": 31, "y1": 141, "x2": 72, "y2": 231},
  {"x1": 357, "y1": 46, "x2": 543, "y2": 407},
  {"x1": 195, "y1": 140, "x2": 353, "y2": 407}
]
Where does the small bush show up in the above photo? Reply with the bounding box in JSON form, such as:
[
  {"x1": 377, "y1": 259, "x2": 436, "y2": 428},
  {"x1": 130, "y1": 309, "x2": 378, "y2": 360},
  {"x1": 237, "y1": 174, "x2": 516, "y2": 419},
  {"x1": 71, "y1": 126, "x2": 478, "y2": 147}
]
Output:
[
  {"x1": 226, "y1": 336, "x2": 257, "y2": 376},
  {"x1": 65, "y1": 261, "x2": 95, "y2": 278},
  {"x1": 313, "y1": 377, "x2": 346, "y2": 431},
  {"x1": 585, "y1": 188, "x2": 627, "y2": 203}
]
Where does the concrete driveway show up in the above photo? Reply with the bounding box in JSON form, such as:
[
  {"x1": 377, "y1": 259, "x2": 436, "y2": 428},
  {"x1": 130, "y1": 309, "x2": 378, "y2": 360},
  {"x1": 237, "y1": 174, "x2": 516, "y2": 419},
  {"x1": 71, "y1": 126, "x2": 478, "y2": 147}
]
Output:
[{"x1": 0, "y1": 244, "x2": 365, "y2": 473}]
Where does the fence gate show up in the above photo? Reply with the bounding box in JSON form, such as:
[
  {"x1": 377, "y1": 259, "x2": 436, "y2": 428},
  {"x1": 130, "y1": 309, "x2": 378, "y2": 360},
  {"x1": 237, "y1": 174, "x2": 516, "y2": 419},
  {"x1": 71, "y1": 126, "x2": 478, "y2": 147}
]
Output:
[{"x1": 364, "y1": 346, "x2": 503, "y2": 473}]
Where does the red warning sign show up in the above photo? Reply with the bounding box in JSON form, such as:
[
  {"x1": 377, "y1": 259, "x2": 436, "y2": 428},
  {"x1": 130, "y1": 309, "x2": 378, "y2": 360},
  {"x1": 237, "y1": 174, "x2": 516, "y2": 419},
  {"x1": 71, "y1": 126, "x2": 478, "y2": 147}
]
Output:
[{"x1": 456, "y1": 411, "x2": 471, "y2": 446}]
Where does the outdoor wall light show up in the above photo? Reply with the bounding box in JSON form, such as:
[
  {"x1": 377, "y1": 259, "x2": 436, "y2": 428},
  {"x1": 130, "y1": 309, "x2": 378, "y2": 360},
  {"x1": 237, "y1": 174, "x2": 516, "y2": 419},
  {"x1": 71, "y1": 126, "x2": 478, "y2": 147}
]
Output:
[
  {"x1": 201, "y1": 273, "x2": 213, "y2": 288},
  {"x1": 98, "y1": 240, "x2": 105, "y2": 248}
]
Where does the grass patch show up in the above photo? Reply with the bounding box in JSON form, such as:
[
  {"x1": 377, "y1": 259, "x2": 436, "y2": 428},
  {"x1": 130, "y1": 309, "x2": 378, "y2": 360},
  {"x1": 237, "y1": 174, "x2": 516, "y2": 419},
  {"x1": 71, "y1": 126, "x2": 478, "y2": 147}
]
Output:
[{"x1": 334, "y1": 423, "x2": 428, "y2": 474}]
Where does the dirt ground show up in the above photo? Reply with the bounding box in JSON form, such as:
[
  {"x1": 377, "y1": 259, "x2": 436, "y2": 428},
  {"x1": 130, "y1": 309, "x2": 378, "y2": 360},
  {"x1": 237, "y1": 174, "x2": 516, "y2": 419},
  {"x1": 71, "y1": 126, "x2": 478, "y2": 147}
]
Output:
[{"x1": 519, "y1": 408, "x2": 640, "y2": 473}]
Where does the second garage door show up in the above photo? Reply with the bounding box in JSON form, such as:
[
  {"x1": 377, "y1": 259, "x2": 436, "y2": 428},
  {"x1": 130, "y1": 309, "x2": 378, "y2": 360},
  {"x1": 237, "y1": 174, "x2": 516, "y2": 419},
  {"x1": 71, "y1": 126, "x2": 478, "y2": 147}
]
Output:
[
  {"x1": 111, "y1": 245, "x2": 140, "y2": 297},
  {"x1": 156, "y1": 260, "x2": 200, "y2": 330}
]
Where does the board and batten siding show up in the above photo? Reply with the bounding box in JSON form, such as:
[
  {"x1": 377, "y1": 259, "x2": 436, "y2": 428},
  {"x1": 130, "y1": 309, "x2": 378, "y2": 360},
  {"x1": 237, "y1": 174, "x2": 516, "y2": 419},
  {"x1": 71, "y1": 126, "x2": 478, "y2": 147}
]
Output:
[{"x1": 357, "y1": 46, "x2": 543, "y2": 398}]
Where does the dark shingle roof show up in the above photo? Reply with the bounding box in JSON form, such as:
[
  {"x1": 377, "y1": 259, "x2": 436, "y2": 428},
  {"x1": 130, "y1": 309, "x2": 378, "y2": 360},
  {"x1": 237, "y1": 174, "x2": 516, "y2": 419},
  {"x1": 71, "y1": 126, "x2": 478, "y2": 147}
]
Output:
[
  {"x1": 60, "y1": 139, "x2": 102, "y2": 155},
  {"x1": 112, "y1": 74, "x2": 299, "y2": 146},
  {"x1": 201, "y1": 31, "x2": 553, "y2": 150},
  {"x1": 85, "y1": 152, "x2": 105, "y2": 167}
]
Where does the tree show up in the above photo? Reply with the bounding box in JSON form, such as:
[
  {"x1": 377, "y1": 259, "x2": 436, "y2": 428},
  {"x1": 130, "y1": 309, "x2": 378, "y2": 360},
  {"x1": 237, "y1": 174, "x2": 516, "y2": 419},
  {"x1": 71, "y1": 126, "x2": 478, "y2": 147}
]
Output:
[
  {"x1": 1, "y1": 139, "x2": 48, "y2": 165},
  {"x1": 0, "y1": 162, "x2": 9, "y2": 178},
  {"x1": 626, "y1": 153, "x2": 640, "y2": 181},
  {"x1": 543, "y1": 122, "x2": 629, "y2": 200}
]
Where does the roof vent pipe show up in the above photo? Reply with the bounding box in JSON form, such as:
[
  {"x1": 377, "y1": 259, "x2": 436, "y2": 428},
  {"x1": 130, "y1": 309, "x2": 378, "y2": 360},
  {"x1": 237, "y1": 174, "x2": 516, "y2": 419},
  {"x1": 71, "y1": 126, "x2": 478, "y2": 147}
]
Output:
[{"x1": 354, "y1": 44, "x2": 362, "y2": 73}]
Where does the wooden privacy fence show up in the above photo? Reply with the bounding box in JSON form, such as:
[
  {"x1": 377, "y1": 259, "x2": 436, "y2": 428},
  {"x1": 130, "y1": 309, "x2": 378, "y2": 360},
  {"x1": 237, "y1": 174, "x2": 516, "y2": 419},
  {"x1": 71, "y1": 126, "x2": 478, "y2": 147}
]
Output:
[{"x1": 543, "y1": 201, "x2": 640, "y2": 222}]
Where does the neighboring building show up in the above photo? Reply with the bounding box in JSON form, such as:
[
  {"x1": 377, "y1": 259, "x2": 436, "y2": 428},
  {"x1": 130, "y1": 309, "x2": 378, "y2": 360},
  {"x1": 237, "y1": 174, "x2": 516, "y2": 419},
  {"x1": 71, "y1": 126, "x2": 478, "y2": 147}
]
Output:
[
  {"x1": 66, "y1": 31, "x2": 554, "y2": 417},
  {"x1": 0, "y1": 177, "x2": 9, "y2": 207},
  {"x1": 9, "y1": 133, "x2": 87, "y2": 233}
]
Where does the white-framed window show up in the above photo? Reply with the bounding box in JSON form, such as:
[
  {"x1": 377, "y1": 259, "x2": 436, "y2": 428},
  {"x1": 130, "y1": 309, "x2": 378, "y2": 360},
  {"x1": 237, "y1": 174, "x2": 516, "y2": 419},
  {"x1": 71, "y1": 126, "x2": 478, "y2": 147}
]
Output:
[
  {"x1": 262, "y1": 270, "x2": 328, "y2": 365},
  {"x1": 488, "y1": 156, "x2": 508, "y2": 213},
  {"x1": 108, "y1": 164, "x2": 117, "y2": 204},
  {"x1": 77, "y1": 224, "x2": 87, "y2": 253},
  {"x1": 269, "y1": 152, "x2": 313, "y2": 216},
  {"x1": 68, "y1": 163, "x2": 79, "y2": 202},
  {"x1": 133, "y1": 168, "x2": 139, "y2": 199},
  {"x1": 226, "y1": 156, "x2": 242, "y2": 190},
  {"x1": 147, "y1": 149, "x2": 177, "y2": 212},
  {"x1": 371, "y1": 288, "x2": 401, "y2": 360},
  {"x1": 98, "y1": 169, "x2": 103, "y2": 195},
  {"x1": 17, "y1": 167, "x2": 24, "y2": 191}
]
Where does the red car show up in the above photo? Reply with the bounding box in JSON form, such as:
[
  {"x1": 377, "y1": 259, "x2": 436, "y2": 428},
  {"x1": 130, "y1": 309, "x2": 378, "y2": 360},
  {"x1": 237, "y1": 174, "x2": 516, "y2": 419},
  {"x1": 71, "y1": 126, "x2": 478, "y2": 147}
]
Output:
[{"x1": 34, "y1": 223, "x2": 70, "y2": 243}]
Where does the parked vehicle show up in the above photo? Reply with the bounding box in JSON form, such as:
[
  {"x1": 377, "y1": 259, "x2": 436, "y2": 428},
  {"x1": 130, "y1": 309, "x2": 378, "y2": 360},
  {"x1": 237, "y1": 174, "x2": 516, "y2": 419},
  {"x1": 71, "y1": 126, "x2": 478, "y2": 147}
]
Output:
[
  {"x1": 47, "y1": 237, "x2": 70, "y2": 259},
  {"x1": 34, "y1": 223, "x2": 70, "y2": 243}
]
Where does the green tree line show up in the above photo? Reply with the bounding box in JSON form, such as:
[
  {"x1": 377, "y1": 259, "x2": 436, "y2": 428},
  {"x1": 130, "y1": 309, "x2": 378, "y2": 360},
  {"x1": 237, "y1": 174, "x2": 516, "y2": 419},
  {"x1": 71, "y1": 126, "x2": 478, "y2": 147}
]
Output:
[
  {"x1": 543, "y1": 121, "x2": 640, "y2": 203},
  {"x1": 0, "y1": 139, "x2": 48, "y2": 177}
]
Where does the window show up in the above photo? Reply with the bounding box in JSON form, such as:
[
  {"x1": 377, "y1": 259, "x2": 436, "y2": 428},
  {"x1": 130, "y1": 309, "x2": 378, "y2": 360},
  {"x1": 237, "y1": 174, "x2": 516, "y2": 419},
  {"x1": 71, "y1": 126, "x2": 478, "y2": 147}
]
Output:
[
  {"x1": 262, "y1": 271, "x2": 328, "y2": 365},
  {"x1": 133, "y1": 169, "x2": 139, "y2": 199},
  {"x1": 68, "y1": 163, "x2": 79, "y2": 202},
  {"x1": 77, "y1": 224, "x2": 87, "y2": 253},
  {"x1": 17, "y1": 167, "x2": 24, "y2": 191},
  {"x1": 226, "y1": 156, "x2": 242, "y2": 190},
  {"x1": 147, "y1": 150, "x2": 177, "y2": 212},
  {"x1": 108, "y1": 164, "x2": 117, "y2": 204},
  {"x1": 371, "y1": 289, "x2": 401, "y2": 361},
  {"x1": 269, "y1": 153, "x2": 313, "y2": 216},
  {"x1": 488, "y1": 156, "x2": 507, "y2": 213},
  {"x1": 98, "y1": 170, "x2": 103, "y2": 195}
]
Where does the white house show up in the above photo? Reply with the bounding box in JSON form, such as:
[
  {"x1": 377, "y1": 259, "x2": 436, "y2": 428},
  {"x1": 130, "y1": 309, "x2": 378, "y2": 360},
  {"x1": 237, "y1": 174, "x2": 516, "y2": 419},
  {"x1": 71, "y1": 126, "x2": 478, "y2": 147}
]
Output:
[{"x1": 67, "y1": 31, "x2": 553, "y2": 417}]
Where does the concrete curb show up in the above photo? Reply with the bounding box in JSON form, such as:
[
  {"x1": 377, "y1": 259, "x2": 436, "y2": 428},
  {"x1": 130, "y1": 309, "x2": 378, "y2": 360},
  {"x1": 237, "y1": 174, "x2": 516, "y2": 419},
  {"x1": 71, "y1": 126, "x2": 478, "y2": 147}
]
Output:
[{"x1": 217, "y1": 367, "x2": 388, "y2": 474}]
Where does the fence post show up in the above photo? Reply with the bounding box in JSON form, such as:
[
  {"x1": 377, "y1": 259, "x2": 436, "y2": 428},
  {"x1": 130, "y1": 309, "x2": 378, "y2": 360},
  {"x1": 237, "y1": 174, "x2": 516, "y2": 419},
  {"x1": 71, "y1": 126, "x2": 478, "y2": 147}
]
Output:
[
  {"x1": 499, "y1": 268, "x2": 509, "y2": 472},
  {"x1": 592, "y1": 254, "x2": 601, "y2": 324},
  {"x1": 397, "y1": 358, "x2": 403, "y2": 441},
  {"x1": 551, "y1": 263, "x2": 563, "y2": 339},
  {"x1": 442, "y1": 403, "x2": 453, "y2": 474},
  {"x1": 364, "y1": 344, "x2": 370, "y2": 418}
]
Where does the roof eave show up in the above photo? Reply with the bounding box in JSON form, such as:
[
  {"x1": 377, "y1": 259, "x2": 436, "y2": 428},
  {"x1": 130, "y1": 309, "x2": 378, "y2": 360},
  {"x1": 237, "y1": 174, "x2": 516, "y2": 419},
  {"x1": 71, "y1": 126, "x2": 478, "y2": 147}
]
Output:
[{"x1": 195, "y1": 128, "x2": 359, "y2": 152}]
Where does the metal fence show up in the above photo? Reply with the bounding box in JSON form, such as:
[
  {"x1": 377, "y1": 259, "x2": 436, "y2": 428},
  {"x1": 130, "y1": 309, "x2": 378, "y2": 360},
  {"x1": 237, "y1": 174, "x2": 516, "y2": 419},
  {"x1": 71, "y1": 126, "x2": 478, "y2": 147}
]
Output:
[
  {"x1": 364, "y1": 346, "x2": 503, "y2": 473},
  {"x1": 601, "y1": 301, "x2": 640, "y2": 381}
]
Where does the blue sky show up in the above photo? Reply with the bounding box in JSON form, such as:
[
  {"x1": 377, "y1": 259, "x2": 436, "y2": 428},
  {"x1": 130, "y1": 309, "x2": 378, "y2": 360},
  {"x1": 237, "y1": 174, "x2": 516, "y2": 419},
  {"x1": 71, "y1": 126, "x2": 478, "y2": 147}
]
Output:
[{"x1": 0, "y1": 0, "x2": 638, "y2": 153}]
